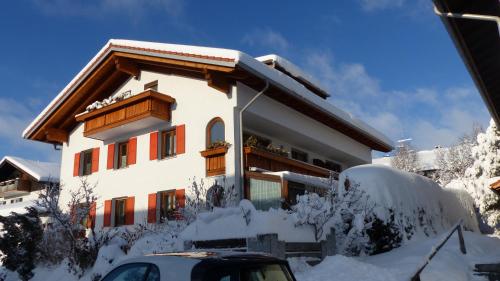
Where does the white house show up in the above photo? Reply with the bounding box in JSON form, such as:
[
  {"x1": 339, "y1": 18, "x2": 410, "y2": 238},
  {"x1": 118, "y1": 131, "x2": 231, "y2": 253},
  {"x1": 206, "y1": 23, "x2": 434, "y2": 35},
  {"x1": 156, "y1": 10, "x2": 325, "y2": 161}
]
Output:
[
  {"x1": 0, "y1": 156, "x2": 60, "y2": 216},
  {"x1": 23, "y1": 39, "x2": 393, "y2": 229}
]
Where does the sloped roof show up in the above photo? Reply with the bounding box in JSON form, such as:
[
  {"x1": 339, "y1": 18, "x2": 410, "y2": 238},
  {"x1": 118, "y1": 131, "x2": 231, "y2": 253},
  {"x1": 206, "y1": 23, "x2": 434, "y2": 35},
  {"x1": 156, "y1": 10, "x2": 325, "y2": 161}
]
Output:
[
  {"x1": 0, "y1": 156, "x2": 60, "y2": 182},
  {"x1": 23, "y1": 39, "x2": 393, "y2": 152}
]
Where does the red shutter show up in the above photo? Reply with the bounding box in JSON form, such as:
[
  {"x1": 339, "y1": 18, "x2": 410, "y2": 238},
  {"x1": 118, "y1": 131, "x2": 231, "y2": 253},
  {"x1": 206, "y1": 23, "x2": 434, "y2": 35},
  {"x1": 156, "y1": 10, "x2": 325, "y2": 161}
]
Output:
[
  {"x1": 73, "y1": 153, "x2": 81, "y2": 177},
  {"x1": 176, "y1": 124, "x2": 185, "y2": 155},
  {"x1": 87, "y1": 202, "x2": 96, "y2": 229},
  {"x1": 150, "y1": 132, "x2": 158, "y2": 160},
  {"x1": 91, "y1": 148, "x2": 100, "y2": 173},
  {"x1": 125, "y1": 196, "x2": 135, "y2": 225},
  {"x1": 107, "y1": 144, "x2": 115, "y2": 170},
  {"x1": 147, "y1": 193, "x2": 157, "y2": 223},
  {"x1": 128, "y1": 137, "x2": 137, "y2": 165},
  {"x1": 103, "y1": 200, "x2": 112, "y2": 227},
  {"x1": 175, "y1": 189, "x2": 186, "y2": 208}
]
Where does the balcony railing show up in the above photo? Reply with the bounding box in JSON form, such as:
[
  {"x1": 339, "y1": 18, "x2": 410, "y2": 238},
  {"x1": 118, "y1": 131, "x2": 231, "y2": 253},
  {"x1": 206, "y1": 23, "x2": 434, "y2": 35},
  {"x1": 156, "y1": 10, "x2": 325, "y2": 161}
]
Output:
[
  {"x1": 76, "y1": 90, "x2": 175, "y2": 140},
  {"x1": 243, "y1": 146, "x2": 333, "y2": 178},
  {"x1": 0, "y1": 178, "x2": 30, "y2": 197}
]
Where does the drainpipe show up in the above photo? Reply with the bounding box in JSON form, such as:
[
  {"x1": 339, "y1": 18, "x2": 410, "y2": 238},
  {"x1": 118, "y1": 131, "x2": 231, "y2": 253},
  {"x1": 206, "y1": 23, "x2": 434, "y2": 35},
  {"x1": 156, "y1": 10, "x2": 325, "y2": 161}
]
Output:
[
  {"x1": 238, "y1": 80, "x2": 270, "y2": 199},
  {"x1": 433, "y1": 5, "x2": 500, "y2": 35}
]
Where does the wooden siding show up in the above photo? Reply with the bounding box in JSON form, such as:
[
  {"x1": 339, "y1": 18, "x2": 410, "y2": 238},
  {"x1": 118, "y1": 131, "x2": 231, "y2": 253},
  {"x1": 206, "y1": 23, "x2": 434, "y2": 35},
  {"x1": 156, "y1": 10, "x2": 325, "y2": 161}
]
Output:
[
  {"x1": 200, "y1": 146, "x2": 228, "y2": 177},
  {"x1": 243, "y1": 146, "x2": 330, "y2": 178},
  {"x1": 76, "y1": 90, "x2": 175, "y2": 138}
]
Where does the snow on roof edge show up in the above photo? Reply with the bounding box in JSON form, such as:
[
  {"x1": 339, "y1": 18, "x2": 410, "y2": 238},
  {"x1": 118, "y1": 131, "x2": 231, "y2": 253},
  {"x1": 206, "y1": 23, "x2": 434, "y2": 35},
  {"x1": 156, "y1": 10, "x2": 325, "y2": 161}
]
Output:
[
  {"x1": 23, "y1": 39, "x2": 393, "y2": 151},
  {"x1": 0, "y1": 156, "x2": 60, "y2": 182},
  {"x1": 256, "y1": 54, "x2": 330, "y2": 97}
]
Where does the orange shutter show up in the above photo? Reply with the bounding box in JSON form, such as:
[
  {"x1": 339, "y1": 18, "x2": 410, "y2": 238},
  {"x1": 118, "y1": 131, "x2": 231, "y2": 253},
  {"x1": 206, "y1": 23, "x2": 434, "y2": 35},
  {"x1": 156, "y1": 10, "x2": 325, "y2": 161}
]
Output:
[
  {"x1": 91, "y1": 148, "x2": 100, "y2": 173},
  {"x1": 73, "y1": 153, "x2": 81, "y2": 177},
  {"x1": 125, "y1": 196, "x2": 135, "y2": 225},
  {"x1": 103, "y1": 200, "x2": 112, "y2": 227},
  {"x1": 87, "y1": 202, "x2": 96, "y2": 229},
  {"x1": 150, "y1": 132, "x2": 158, "y2": 160},
  {"x1": 147, "y1": 193, "x2": 157, "y2": 223},
  {"x1": 175, "y1": 189, "x2": 186, "y2": 208},
  {"x1": 107, "y1": 144, "x2": 115, "y2": 170},
  {"x1": 176, "y1": 124, "x2": 185, "y2": 155},
  {"x1": 128, "y1": 137, "x2": 137, "y2": 165}
]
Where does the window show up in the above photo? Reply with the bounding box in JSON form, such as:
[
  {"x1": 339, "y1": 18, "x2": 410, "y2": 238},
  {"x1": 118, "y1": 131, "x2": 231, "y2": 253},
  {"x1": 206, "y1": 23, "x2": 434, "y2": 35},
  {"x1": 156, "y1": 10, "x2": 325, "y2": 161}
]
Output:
[
  {"x1": 117, "y1": 141, "x2": 128, "y2": 169},
  {"x1": 291, "y1": 149, "x2": 308, "y2": 163},
  {"x1": 325, "y1": 161, "x2": 342, "y2": 173},
  {"x1": 81, "y1": 150, "x2": 93, "y2": 176},
  {"x1": 10, "y1": 197, "x2": 22, "y2": 204},
  {"x1": 144, "y1": 80, "x2": 158, "y2": 91},
  {"x1": 114, "y1": 198, "x2": 126, "y2": 227},
  {"x1": 158, "y1": 190, "x2": 176, "y2": 222},
  {"x1": 101, "y1": 263, "x2": 160, "y2": 281},
  {"x1": 207, "y1": 118, "x2": 225, "y2": 148},
  {"x1": 161, "y1": 129, "x2": 176, "y2": 159}
]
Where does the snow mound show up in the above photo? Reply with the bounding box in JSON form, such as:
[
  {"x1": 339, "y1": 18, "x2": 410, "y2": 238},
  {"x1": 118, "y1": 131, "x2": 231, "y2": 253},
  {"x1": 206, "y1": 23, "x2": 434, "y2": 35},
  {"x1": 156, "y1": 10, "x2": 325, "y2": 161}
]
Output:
[
  {"x1": 181, "y1": 200, "x2": 316, "y2": 242},
  {"x1": 339, "y1": 165, "x2": 479, "y2": 235}
]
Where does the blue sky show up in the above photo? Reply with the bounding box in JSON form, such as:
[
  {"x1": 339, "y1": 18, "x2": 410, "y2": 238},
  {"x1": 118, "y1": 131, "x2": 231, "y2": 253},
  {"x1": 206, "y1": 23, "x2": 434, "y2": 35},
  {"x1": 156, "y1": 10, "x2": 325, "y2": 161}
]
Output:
[{"x1": 0, "y1": 0, "x2": 491, "y2": 162}]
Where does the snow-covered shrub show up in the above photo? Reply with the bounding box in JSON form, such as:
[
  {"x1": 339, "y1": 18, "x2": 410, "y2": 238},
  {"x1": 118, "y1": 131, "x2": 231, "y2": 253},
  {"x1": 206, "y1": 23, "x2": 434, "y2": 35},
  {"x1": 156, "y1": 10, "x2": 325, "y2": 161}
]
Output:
[
  {"x1": 36, "y1": 179, "x2": 108, "y2": 277},
  {"x1": 434, "y1": 137, "x2": 475, "y2": 186},
  {"x1": 0, "y1": 207, "x2": 43, "y2": 281},
  {"x1": 447, "y1": 119, "x2": 500, "y2": 233},
  {"x1": 182, "y1": 176, "x2": 238, "y2": 223},
  {"x1": 391, "y1": 142, "x2": 419, "y2": 173}
]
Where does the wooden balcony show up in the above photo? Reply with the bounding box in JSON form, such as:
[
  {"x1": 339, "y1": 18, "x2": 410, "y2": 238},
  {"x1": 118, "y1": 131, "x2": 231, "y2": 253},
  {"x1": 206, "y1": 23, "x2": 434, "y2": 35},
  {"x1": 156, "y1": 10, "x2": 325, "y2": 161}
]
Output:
[
  {"x1": 0, "y1": 178, "x2": 30, "y2": 198},
  {"x1": 76, "y1": 90, "x2": 175, "y2": 140},
  {"x1": 243, "y1": 146, "x2": 331, "y2": 178}
]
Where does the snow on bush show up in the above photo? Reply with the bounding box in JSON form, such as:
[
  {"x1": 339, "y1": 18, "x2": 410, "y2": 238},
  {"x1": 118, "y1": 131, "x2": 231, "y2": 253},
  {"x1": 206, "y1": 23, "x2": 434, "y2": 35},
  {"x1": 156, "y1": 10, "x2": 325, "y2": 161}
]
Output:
[
  {"x1": 339, "y1": 165, "x2": 478, "y2": 235},
  {"x1": 446, "y1": 119, "x2": 500, "y2": 233}
]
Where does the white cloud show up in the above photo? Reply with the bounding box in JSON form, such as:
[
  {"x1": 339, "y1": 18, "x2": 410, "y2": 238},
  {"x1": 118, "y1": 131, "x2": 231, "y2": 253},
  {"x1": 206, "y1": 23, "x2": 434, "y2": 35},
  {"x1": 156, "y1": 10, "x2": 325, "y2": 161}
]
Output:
[
  {"x1": 33, "y1": 0, "x2": 184, "y2": 20},
  {"x1": 302, "y1": 51, "x2": 490, "y2": 150},
  {"x1": 241, "y1": 28, "x2": 289, "y2": 53},
  {"x1": 359, "y1": 0, "x2": 405, "y2": 12},
  {"x1": 0, "y1": 98, "x2": 57, "y2": 161}
]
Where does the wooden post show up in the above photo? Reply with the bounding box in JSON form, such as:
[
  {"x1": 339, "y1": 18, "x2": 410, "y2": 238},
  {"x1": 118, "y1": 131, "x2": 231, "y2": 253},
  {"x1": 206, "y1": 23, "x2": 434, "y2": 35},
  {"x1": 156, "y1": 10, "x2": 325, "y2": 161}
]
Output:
[{"x1": 457, "y1": 224, "x2": 467, "y2": 254}]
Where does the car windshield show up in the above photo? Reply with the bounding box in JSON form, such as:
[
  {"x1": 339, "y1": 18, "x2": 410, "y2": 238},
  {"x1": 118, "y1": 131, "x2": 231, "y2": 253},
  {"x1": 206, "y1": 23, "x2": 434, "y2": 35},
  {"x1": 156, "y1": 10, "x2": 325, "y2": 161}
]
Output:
[{"x1": 206, "y1": 263, "x2": 294, "y2": 281}]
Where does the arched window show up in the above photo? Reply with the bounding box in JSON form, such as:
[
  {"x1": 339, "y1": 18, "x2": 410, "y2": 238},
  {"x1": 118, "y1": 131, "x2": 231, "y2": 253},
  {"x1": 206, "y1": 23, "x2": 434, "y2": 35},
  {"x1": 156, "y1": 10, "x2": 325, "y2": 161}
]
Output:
[{"x1": 206, "y1": 117, "x2": 225, "y2": 148}]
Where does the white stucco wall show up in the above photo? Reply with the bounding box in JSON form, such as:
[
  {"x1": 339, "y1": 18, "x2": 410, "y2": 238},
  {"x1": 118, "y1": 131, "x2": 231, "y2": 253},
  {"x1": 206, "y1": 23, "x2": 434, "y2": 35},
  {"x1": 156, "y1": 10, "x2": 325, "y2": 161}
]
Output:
[
  {"x1": 236, "y1": 82, "x2": 372, "y2": 166},
  {"x1": 60, "y1": 70, "x2": 237, "y2": 228}
]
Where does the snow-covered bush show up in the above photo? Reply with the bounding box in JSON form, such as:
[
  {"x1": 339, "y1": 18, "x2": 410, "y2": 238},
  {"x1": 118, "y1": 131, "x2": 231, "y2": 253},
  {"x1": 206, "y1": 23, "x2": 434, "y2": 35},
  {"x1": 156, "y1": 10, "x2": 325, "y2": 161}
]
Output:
[
  {"x1": 434, "y1": 136, "x2": 475, "y2": 186},
  {"x1": 36, "y1": 179, "x2": 109, "y2": 277},
  {"x1": 447, "y1": 119, "x2": 500, "y2": 233},
  {"x1": 182, "y1": 176, "x2": 238, "y2": 223},
  {"x1": 391, "y1": 142, "x2": 419, "y2": 173},
  {"x1": 0, "y1": 207, "x2": 43, "y2": 281}
]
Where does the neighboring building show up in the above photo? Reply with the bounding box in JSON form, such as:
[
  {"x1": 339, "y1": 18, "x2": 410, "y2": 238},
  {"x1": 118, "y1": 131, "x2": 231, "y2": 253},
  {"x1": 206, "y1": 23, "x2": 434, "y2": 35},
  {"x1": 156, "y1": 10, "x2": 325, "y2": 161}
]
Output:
[
  {"x1": 373, "y1": 149, "x2": 440, "y2": 178},
  {"x1": 23, "y1": 39, "x2": 393, "y2": 228},
  {"x1": 0, "y1": 156, "x2": 60, "y2": 216}
]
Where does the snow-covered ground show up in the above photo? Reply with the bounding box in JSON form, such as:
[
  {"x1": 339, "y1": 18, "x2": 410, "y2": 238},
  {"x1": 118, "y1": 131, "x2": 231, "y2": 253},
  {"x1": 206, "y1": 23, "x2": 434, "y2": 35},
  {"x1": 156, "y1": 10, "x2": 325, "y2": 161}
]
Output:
[{"x1": 293, "y1": 232, "x2": 500, "y2": 281}]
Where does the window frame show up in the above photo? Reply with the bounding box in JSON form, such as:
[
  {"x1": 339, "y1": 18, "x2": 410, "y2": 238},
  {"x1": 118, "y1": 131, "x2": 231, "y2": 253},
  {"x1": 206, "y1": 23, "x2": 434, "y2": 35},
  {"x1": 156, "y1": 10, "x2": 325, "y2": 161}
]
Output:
[
  {"x1": 160, "y1": 129, "x2": 176, "y2": 159},
  {"x1": 117, "y1": 141, "x2": 129, "y2": 169},
  {"x1": 206, "y1": 117, "x2": 225, "y2": 148},
  {"x1": 113, "y1": 197, "x2": 127, "y2": 227},
  {"x1": 80, "y1": 149, "x2": 93, "y2": 176},
  {"x1": 157, "y1": 190, "x2": 176, "y2": 222}
]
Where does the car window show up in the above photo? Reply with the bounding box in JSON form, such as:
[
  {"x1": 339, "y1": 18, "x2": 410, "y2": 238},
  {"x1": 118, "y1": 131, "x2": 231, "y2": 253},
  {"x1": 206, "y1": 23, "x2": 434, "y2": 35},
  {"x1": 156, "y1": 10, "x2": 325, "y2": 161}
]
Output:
[
  {"x1": 145, "y1": 264, "x2": 160, "y2": 281},
  {"x1": 101, "y1": 263, "x2": 151, "y2": 281}
]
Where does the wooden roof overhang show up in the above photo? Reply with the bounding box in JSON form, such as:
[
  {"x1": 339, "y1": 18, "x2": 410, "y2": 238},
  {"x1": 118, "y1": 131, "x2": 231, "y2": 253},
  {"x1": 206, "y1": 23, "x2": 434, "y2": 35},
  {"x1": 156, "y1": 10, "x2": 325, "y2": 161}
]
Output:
[
  {"x1": 26, "y1": 44, "x2": 392, "y2": 152},
  {"x1": 434, "y1": 0, "x2": 500, "y2": 125}
]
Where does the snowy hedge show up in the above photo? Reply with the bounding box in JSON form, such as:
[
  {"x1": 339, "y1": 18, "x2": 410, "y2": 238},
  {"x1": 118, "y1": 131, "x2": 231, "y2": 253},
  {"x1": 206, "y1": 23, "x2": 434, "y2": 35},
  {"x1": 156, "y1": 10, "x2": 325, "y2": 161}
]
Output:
[{"x1": 339, "y1": 165, "x2": 479, "y2": 237}]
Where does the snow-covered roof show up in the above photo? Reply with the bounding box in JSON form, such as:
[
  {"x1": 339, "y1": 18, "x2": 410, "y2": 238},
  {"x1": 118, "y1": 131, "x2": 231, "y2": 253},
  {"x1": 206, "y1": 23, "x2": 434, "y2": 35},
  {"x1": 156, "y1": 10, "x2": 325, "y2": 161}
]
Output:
[
  {"x1": 0, "y1": 156, "x2": 60, "y2": 182},
  {"x1": 23, "y1": 39, "x2": 393, "y2": 151},
  {"x1": 256, "y1": 54, "x2": 330, "y2": 98},
  {"x1": 372, "y1": 149, "x2": 440, "y2": 171}
]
